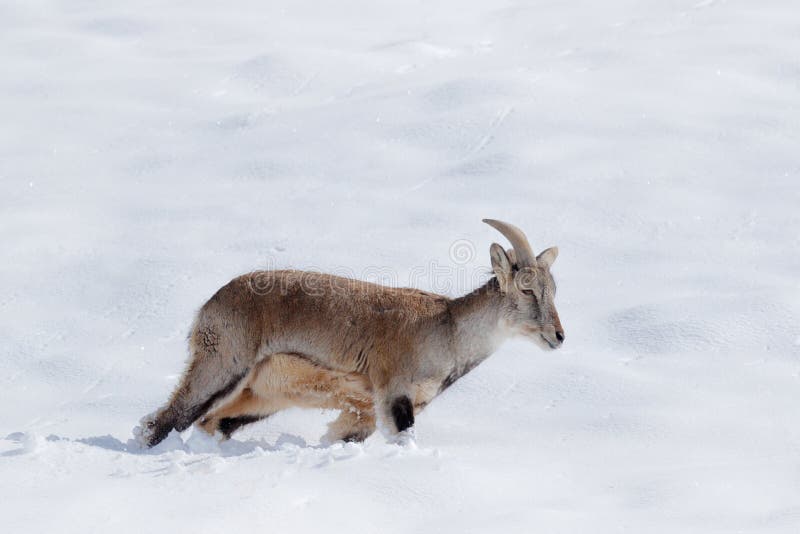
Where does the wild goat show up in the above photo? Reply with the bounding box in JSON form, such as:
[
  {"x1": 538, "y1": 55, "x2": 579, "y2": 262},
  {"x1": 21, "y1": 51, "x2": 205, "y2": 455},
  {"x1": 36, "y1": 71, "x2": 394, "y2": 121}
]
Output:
[{"x1": 136, "y1": 219, "x2": 564, "y2": 447}]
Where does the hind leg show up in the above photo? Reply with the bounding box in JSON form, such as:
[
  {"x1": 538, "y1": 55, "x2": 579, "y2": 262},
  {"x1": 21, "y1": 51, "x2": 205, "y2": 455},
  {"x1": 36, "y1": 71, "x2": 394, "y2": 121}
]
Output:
[
  {"x1": 197, "y1": 381, "x2": 293, "y2": 440},
  {"x1": 317, "y1": 369, "x2": 376, "y2": 443},
  {"x1": 197, "y1": 353, "x2": 376, "y2": 443},
  {"x1": 323, "y1": 407, "x2": 376, "y2": 444},
  {"x1": 195, "y1": 354, "x2": 298, "y2": 439},
  {"x1": 265, "y1": 354, "x2": 376, "y2": 443},
  {"x1": 137, "y1": 322, "x2": 254, "y2": 447},
  {"x1": 197, "y1": 386, "x2": 277, "y2": 439}
]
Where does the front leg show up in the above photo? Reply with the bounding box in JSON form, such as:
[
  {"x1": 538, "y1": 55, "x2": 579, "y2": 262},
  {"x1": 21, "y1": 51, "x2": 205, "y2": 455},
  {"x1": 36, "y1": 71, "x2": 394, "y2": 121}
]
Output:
[
  {"x1": 373, "y1": 369, "x2": 446, "y2": 439},
  {"x1": 374, "y1": 381, "x2": 416, "y2": 438},
  {"x1": 389, "y1": 394, "x2": 415, "y2": 432}
]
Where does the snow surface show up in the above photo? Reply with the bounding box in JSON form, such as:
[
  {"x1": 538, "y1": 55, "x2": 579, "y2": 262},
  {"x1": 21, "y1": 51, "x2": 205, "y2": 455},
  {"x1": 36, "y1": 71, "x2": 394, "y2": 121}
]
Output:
[{"x1": 2, "y1": 0, "x2": 799, "y2": 532}]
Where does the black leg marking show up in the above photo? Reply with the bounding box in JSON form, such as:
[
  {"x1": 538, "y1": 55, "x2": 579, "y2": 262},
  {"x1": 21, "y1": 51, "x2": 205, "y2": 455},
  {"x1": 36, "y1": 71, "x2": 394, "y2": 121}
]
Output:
[
  {"x1": 439, "y1": 371, "x2": 459, "y2": 393},
  {"x1": 175, "y1": 371, "x2": 249, "y2": 432},
  {"x1": 438, "y1": 360, "x2": 481, "y2": 394},
  {"x1": 391, "y1": 395, "x2": 414, "y2": 432},
  {"x1": 218, "y1": 414, "x2": 269, "y2": 438}
]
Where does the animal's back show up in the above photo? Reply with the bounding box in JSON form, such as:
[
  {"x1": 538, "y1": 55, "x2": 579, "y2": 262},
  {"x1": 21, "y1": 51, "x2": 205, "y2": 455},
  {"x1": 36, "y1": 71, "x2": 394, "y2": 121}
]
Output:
[{"x1": 197, "y1": 270, "x2": 451, "y2": 374}]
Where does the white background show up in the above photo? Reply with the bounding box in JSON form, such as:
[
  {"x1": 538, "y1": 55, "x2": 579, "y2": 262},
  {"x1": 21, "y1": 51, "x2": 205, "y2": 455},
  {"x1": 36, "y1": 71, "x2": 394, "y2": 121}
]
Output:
[{"x1": 1, "y1": 1, "x2": 799, "y2": 532}]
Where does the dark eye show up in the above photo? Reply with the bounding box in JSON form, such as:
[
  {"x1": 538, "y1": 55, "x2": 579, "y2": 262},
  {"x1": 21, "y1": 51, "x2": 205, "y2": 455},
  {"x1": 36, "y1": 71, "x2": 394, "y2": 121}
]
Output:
[{"x1": 522, "y1": 289, "x2": 535, "y2": 296}]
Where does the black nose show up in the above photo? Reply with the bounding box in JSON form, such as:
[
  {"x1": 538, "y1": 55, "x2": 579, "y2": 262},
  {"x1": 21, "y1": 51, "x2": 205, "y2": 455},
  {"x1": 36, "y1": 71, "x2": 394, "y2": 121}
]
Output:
[{"x1": 555, "y1": 330, "x2": 565, "y2": 343}]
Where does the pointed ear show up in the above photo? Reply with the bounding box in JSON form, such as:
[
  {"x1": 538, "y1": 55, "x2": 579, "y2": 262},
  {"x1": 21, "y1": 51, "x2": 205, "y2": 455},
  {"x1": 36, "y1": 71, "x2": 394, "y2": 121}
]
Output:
[
  {"x1": 536, "y1": 246, "x2": 559, "y2": 268},
  {"x1": 490, "y1": 243, "x2": 513, "y2": 290}
]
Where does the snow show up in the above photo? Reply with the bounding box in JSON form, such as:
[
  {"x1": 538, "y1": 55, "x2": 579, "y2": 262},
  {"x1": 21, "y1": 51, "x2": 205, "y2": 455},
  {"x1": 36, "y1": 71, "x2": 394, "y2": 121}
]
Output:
[{"x1": 1, "y1": 0, "x2": 799, "y2": 532}]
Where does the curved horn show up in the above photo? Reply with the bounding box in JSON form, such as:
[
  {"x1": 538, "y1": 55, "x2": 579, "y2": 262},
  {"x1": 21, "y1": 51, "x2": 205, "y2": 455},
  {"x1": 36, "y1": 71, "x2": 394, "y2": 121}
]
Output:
[{"x1": 482, "y1": 219, "x2": 536, "y2": 266}]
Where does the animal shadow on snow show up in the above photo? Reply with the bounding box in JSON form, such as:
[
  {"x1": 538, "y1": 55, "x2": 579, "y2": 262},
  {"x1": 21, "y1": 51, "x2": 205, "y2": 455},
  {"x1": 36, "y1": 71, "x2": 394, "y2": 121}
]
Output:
[{"x1": 2, "y1": 430, "x2": 314, "y2": 458}]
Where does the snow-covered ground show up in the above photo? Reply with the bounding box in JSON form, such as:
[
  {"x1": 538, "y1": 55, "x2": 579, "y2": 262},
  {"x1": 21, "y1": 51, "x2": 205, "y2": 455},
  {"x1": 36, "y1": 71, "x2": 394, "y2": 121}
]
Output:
[{"x1": 2, "y1": 0, "x2": 799, "y2": 532}]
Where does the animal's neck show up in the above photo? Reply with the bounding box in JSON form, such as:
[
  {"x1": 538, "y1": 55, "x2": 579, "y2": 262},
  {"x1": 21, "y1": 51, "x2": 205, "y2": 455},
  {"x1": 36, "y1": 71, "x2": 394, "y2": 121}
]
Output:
[{"x1": 447, "y1": 277, "x2": 509, "y2": 367}]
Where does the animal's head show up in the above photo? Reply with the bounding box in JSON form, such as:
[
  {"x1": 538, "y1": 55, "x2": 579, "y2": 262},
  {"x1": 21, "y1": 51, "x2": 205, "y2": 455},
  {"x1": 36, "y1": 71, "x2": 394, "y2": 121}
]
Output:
[{"x1": 484, "y1": 218, "x2": 564, "y2": 350}]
